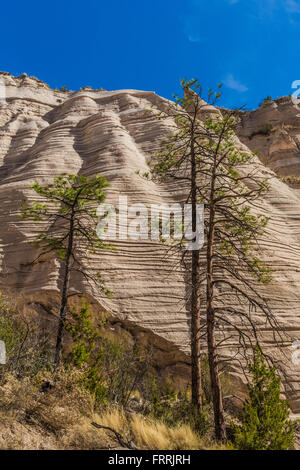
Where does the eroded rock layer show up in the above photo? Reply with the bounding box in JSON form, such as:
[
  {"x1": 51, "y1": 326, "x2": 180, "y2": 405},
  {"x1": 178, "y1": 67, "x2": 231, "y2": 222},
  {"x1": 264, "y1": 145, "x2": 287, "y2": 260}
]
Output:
[{"x1": 237, "y1": 96, "x2": 300, "y2": 181}]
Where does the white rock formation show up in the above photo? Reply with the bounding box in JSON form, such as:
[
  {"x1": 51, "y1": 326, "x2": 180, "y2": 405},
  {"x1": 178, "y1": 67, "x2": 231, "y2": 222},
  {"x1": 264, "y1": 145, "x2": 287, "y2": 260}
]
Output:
[{"x1": 0, "y1": 74, "x2": 299, "y2": 409}]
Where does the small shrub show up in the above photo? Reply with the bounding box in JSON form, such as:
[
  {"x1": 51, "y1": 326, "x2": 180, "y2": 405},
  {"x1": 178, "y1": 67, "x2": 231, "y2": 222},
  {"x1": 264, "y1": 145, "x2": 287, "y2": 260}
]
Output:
[
  {"x1": 249, "y1": 123, "x2": 273, "y2": 139},
  {"x1": 259, "y1": 96, "x2": 272, "y2": 107},
  {"x1": 233, "y1": 347, "x2": 295, "y2": 450}
]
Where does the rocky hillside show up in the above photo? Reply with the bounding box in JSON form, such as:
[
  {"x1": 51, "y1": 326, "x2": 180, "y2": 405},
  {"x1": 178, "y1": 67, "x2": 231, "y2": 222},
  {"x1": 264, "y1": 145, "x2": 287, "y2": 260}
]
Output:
[
  {"x1": 237, "y1": 96, "x2": 300, "y2": 184},
  {"x1": 0, "y1": 73, "x2": 299, "y2": 410}
]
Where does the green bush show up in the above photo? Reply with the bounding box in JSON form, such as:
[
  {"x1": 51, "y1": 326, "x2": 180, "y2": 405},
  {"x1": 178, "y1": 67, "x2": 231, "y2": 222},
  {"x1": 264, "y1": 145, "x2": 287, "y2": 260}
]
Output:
[
  {"x1": 65, "y1": 303, "x2": 150, "y2": 406},
  {"x1": 233, "y1": 347, "x2": 295, "y2": 450},
  {"x1": 249, "y1": 123, "x2": 273, "y2": 139}
]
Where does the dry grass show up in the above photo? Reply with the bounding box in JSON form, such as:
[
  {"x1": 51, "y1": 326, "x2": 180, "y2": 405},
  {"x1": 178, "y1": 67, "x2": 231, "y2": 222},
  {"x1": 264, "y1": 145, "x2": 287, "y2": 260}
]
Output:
[
  {"x1": 130, "y1": 414, "x2": 200, "y2": 450},
  {"x1": 62, "y1": 417, "x2": 111, "y2": 449},
  {"x1": 0, "y1": 370, "x2": 95, "y2": 449},
  {"x1": 92, "y1": 407, "x2": 228, "y2": 450},
  {"x1": 0, "y1": 372, "x2": 228, "y2": 450}
]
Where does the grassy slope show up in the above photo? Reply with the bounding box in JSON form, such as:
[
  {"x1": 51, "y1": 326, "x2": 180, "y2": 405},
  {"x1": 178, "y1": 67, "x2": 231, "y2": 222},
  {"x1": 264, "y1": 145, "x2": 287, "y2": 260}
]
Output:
[{"x1": 0, "y1": 372, "x2": 227, "y2": 450}]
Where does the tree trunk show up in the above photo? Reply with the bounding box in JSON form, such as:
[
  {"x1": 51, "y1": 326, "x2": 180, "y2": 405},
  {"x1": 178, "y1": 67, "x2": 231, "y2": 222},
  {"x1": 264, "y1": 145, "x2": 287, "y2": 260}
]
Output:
[
  {"x1": 190, "y1": 131, "x2": 202, "y2": 412},
  {"x1": 207, "y1": 302, "x2": 227, "y2": 441},
  {"x1": 191, "y1": 248, "x2": 202, "y2": 411},
  {"x1": 54, "y1": 212, "x2": 74, "y2": 369},
  {"x1": 206, "y1": 206, "x2": 227, "y2": 441}
]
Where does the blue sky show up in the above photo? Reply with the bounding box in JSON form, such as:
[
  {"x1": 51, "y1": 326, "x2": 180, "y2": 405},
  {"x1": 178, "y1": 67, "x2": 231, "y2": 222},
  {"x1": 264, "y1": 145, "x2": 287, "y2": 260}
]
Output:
[{"x1": 1, "y1": 0, "x2": 300, "y2": 109}]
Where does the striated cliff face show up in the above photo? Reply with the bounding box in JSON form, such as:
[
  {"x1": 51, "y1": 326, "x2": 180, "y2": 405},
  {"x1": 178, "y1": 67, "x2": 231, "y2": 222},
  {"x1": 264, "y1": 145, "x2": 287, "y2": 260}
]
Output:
[
  {"x1": 237, "y1": 96, "x2": 300, "y2": 182},
  {"x1": 0, "y1": 73, "x2": 300, "y2": 409}
]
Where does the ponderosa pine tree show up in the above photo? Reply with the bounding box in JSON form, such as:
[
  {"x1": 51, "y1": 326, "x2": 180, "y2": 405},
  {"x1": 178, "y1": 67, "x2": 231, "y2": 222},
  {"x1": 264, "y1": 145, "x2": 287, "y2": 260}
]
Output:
[
  {"x1": 151, "y1": 79, "x2": 282, "y2": 441},
  {"x1": 150, "y1": 80, "x2": 222, "y2": 414},
  {"x1": 21, "y1": 173, "x2": 111, "y2": 368}
]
